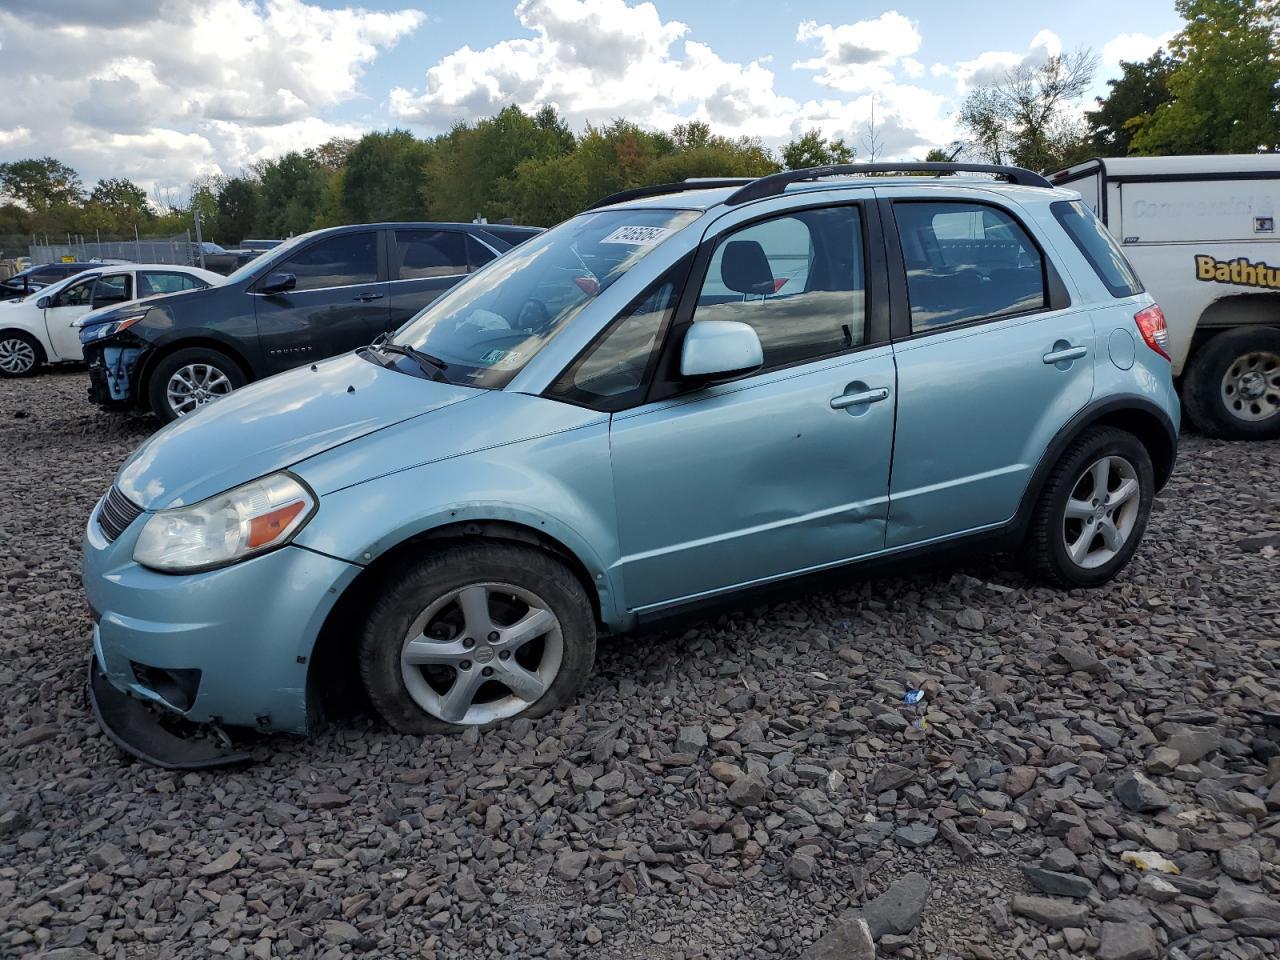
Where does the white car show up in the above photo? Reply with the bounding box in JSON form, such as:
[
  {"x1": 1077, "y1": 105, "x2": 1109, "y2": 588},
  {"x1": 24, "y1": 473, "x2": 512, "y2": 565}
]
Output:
[{"x1": 0, "y1": 264, "x2": 222, "y2": 377}]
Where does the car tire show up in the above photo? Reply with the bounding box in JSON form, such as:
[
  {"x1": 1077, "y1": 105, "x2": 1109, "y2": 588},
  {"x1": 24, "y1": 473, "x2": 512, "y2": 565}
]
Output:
[
  {"x1": 359, "y1": 542, "x2": 596, "y2": 735},
  {"x1": 0, "y1": 330, "x2": 45, "y2": 378},
  {"x1": 1181, "y1": 326, "x2": 1280, "y2": 440},
  {"x1": 146, "y1": 347, "x2": 246, "y2": 423},
  {"x1": 1023, "y1": 426, "x2": 1155, "y2": 589}
]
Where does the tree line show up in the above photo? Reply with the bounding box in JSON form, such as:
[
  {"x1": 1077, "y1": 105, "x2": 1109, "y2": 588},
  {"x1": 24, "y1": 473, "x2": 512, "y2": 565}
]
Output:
[{"x1": 2, "y1": 0, "x2": 1275, "y2": 248}]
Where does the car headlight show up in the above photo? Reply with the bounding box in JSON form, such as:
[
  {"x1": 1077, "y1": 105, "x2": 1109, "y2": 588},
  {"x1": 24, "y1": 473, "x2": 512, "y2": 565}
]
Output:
[
  {"x1": 133, "y1": 472, "x2": 316, "y2": 572},
  {"x1": 81, "y1": 311, "x2": 147, "y2": 342}
]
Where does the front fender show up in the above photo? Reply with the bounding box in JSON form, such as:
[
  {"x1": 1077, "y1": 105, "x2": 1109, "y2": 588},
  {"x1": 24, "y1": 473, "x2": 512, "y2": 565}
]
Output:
[{"x1": 291, "y1": 415, "x2": 629, "y2": 630}]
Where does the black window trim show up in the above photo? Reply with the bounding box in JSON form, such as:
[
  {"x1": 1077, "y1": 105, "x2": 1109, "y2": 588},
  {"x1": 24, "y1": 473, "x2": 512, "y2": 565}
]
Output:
[
  {"x1": 541, "y1": 252, "x2": 695, "y2": 413},
  {"x1": 880, "y1": 197, "x2": 1071, "y2": 343},
  {"x1": 644, "y1": 197, "x2": 892, "y2": 405}
]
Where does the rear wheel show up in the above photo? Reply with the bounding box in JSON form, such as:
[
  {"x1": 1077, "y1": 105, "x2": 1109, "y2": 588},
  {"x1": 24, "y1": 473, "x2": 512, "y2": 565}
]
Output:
[
  {"x1": 0, "y1": 331, "x2": 44, "y2": 378},
  {"x1": 1024, "y1": 426, "x2": 1154, "y2": 588},
  {"x1": 146, "y1": 347, "x2": 245, "y2": 423},
  {"x1": 359, "y1": 543, "x2": 596, "y2": 735},
  {"x1": 1182, "y1": 326, "x2": 1280, "y2": 440}
]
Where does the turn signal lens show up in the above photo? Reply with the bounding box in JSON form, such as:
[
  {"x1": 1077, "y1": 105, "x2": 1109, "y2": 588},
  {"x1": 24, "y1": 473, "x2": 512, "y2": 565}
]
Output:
[
  {"x1": 247, "y1": 500, "x2": 307, "y2": 548},
  {"x1": 1134, "y1": 305, "x2": 1170, "y2": 360}
]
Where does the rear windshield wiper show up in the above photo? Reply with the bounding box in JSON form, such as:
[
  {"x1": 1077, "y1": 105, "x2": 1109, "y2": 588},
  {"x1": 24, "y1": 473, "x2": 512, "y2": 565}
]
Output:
[{"x1": 374, "y1": 340, "x2": 450, "y2": 382}]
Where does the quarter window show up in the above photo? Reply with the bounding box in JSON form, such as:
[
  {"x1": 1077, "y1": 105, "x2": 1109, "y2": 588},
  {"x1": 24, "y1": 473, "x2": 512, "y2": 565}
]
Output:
[
  {"x1": 693, "y1": 206, "x2": 866, "y2": 370},
  {"x1": 393, "y1": 230, "x2": 469, "y2": 280},
  {"x1": 274, "y1": 232, "x2": 378, "y2": 291},
  {"x1": 548, "y1": 275, "x2": 682, "y2": 411},
  {"x1": 894, "y1": 202, "x2": 1047, "y2": 332},
  {"x1": 1051, "y1": 200, "x2": 1143, "y2": 298}
]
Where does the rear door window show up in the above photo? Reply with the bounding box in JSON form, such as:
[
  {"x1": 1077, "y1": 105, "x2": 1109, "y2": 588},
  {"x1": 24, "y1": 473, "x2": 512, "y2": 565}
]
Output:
[
  {"x1": 1051, "y1": 200, "x2": 1143, "y2": 297},
  {"x1": 275, "y1": 232, "x2": 378, "y2": 291},
  {"x1": 393, "y1": 230, "x2": 469, "y2": 280},
  {"x1": 893, "y1": 201, "x2": 1047, "y2": 332}
]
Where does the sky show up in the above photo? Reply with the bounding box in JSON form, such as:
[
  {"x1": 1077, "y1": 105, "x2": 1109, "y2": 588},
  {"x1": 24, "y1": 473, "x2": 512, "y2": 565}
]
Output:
[{"x1": 0, "y1": 0, "x2": 1184, "y2": 194}]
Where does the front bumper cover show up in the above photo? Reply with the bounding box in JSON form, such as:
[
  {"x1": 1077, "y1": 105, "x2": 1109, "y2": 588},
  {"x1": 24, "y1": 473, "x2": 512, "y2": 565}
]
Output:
[{"x1": 88, "y1": 657, "x2": 252, "y2": 770}]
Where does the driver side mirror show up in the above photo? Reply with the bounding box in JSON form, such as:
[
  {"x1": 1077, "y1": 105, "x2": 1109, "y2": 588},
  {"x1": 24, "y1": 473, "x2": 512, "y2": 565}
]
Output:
[
  {"x1": 259, "y1": 272, "x2": 297, "y2": 295},
  {"x1": 36, "y1": 296, "x2": 51, "y2": 309},
  {"x1": 679, "y1": 320, "x2": 763, "y2": 382}
]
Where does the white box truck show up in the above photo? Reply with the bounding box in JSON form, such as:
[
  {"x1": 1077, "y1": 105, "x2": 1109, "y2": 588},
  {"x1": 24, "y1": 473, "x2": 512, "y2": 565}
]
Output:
[{"x1": 1049, "y1": 155, "x2": 1280, "y2": 440}]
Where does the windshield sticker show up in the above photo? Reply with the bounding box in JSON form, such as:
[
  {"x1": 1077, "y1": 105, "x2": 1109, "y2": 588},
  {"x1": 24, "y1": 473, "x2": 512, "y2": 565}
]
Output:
[
  {"x1": 479, "y1": 348, "x2": 524, "y2": 368},
  {"x1": 601, "y1": 225, "x2": 671, "y2": 246}
]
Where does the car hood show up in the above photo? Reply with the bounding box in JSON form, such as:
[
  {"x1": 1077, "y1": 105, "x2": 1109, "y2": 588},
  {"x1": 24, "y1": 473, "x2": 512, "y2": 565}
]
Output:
[{"x1": 116, "y1": 352, "x2": 480, "y2": 510}]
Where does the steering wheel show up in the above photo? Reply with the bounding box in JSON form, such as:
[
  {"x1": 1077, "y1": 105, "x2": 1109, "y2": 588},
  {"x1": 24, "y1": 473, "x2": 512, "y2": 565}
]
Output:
[{"x1": 516, "y1": 298, "x2": 551, "y2": 333}]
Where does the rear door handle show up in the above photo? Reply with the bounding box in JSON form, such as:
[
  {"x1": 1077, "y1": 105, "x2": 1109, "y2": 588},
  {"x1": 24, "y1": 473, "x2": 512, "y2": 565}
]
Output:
[
  {"x1": 354, "y1": 293, "x2": 384, "y2": 302},
  {"x1": 830, "y1": 387, "x2": 890, "y2": 409},
  {"x1": 1043, "y1": 345, "x2": 1087, "y2": 364}
]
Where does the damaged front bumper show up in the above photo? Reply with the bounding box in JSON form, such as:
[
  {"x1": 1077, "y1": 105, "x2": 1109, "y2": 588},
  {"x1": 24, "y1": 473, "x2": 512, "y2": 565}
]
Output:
[
  {"x1": 87, "y1": 656, "x2": 252, "y2": 769},
  {"x1": 85, "y1": 341, "x2": 148, "y2": 408}
]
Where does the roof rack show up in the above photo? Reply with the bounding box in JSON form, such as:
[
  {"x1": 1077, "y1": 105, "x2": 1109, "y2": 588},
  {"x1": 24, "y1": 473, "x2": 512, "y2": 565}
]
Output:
[
  {"x1": 724, "y1": 162, "x2": 1053, "y2": 206},
  {"x1": 586, "y1": 178, "x2": 755, "y2": 211}
]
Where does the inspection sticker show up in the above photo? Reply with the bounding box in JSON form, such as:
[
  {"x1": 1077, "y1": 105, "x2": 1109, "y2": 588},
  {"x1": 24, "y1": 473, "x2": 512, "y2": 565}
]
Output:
[{"x1": 601, "y1": 225, "x2": 671, "y2": 246}]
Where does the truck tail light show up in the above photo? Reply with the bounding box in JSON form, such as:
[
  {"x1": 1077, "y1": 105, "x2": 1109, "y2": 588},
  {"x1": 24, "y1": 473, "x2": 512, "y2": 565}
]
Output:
[{"x1": 1134, "y1": 305, "x2": 1170, "y2": 360}]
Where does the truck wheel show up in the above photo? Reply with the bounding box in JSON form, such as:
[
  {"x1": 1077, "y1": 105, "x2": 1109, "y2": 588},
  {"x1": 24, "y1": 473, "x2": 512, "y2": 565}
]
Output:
[
  {"x1": 146, "y1": 347, "x2": 245, "y2": 423},
  {"x1": 1023, "y1": 426, "x2": 1154, "y2": 588},
  {"x1": 359, "y1": 543, "x2": 596, "y2": 735},
  {"x1": 0, "y1": 330, "x2": 44, "y2": 378},
  {"x1": 1182, "y1": 326, "x2": 1280, "y2": 440}
]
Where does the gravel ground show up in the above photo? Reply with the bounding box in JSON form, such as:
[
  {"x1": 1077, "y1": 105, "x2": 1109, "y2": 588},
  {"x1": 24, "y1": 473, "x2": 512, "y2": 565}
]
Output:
[{"x1": 1, "y1": 367, "x2": 1278, "y2": 960}]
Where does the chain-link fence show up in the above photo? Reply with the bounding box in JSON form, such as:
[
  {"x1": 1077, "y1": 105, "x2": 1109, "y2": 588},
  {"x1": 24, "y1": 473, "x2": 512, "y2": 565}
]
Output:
[{"x1": 23, "y1": 232, "x2": 195, "y2": 267}]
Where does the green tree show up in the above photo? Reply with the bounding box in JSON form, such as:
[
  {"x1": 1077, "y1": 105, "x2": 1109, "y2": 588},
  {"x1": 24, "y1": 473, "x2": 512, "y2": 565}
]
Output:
[
  {"x1": 1086, "y1": 50, "x2": 1179, "y2": 155},
  {"x1": 215, "y1": 177, "x2": 259, "y2": 244},
  {"x1": 341, "y1": 130, "x2": 431, "y2": 222},
  {"x1": 1130, "y1": 0, "x2": 1280, "y2": 155},
  {"x1": 0, "y1": 157, "x2": 84, "y2": 211},
  {"x1": 255, "y1": 153, "x2": 325, "y2": 237},
  {"x1": 88, "y1": 177, "x2": 150, "y2": 218},
  {"x1": 781, "y1": 129, "x2": 855, "y2": 169},
  {"x1": 959, "y1": 49, "x2": 1097, "y2": 171},
  {"x1": 423, "y1": 105, "x2": 577, "y2": 222}
]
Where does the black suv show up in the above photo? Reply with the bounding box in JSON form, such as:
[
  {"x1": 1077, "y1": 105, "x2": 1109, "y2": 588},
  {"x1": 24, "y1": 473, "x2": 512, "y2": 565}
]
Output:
[{"x1": 80, "y1": 222, "x2": 540, "y2": 422}]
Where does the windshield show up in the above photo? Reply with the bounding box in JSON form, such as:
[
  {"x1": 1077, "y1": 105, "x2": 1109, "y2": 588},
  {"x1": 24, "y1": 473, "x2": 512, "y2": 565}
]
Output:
[{"x1": 391, "y1": 208, "x2": 699, "y2": 388}]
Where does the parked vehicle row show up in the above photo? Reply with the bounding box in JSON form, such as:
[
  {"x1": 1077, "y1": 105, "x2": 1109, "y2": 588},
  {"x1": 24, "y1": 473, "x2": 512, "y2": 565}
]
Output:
[
  {"x1": 79, "y1": 222, "x2": 542, "y2": 421},
  {"x1": 79, "y1": 163, "x2": 1180, "y2": 767},
  {"x1": 0, "y1": 264, "x2": 222, "y2": 377},
  {"x1": 1050, "y1": 154, "x2": 1280, "y2": 440}
]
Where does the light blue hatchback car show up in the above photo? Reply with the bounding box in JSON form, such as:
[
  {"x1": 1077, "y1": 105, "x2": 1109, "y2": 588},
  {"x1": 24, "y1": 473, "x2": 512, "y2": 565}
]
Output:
[{"x1": 83, "y1": 163, "x2": 1179, "y2": 767}]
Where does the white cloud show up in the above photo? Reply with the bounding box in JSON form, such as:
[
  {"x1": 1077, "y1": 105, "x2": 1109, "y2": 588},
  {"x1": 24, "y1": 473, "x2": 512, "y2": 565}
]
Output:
[
  {"x1": 948, "y1": 29, "x2": 1063, "y2": 93},
  {"x1": 1101, "y1": 31, "x2": 1175, "y2": 69},
  {"x1": 792, "y1": 11, "x2": 922, "y2": 92},
  {"x1": 0, "y1": 0, "x2": 424, "y2": 192}
]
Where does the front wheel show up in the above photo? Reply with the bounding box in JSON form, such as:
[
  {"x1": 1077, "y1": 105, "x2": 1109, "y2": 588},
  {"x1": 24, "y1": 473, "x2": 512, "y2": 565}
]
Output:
[
  {"x1": 1024, "y1": 426, "x2": 1155, "y2": 588},
  {"x1": 146, "y1": 347, "x2": 246, "y2": 423},
  {"x1": 1182, "y1": 326, "x2": 1280, "y2": 440},
  {"x1": 0, "y1": 331, "x2": 45, "y2": 378},
  {"x1": 359, "y1": 543, "x2": 596, "y2": 734}
]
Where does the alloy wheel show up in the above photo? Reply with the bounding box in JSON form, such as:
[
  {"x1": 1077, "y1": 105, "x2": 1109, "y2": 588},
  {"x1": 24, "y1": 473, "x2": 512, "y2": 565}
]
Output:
[
  {"x1": 1220, "y1": 350, "x2": 1280, "y2": 422},
  {"x1": 166, "y1": 363, "x2": 233, "y2": 417},
  {"x1": 399, "y1": 582, "x2": 564, "y2": 725},
  {"x1": 1061, "y1": 455, "x2": 1142, "y2": 569},
  {"x1": 0, "y1": 337, "x2": 36, "y2": 375}
]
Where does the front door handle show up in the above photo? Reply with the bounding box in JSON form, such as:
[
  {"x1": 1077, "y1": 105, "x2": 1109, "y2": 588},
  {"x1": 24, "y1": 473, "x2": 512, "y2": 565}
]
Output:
[
  {"x1": 354, "y1": 293, "x2": 384, "y2": 302},
  {"x1": 830, "y1": 387, "x2": 890, "y2": 409},
  {"x1": 1043, "y1": 345, "x2": 1088, "y2": 364}
]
